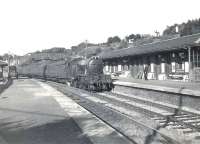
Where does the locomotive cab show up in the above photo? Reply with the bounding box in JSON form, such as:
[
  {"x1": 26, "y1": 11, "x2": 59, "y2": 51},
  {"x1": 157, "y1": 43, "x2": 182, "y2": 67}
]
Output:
[{"x1": 86, "y1": 56, "x2": 103, "y2": 76}]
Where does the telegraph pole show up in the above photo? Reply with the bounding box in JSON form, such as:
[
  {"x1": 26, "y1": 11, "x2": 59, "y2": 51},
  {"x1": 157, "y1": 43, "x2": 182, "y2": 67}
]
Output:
[
  {"x1": 85, "y1": 40, "x2": 88, "y2": 59},
  {"x1": 154, "y1": 30, "x2": 160, "y2": 37},
  {"x1": 84, "y1": 40, "x2": 88, "y2": 75}
]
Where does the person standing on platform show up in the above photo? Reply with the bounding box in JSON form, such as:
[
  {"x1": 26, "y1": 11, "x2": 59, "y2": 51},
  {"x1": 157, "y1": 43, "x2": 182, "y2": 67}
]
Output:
[{"x1": 144, "y1": 65, "x2": 148, "y2": 80}]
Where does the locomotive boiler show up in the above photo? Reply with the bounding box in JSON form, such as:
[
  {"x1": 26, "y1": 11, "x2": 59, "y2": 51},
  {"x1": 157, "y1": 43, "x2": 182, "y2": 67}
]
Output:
[{"x1": 66, "y1": 56, "x2": 113, "y2": 91}]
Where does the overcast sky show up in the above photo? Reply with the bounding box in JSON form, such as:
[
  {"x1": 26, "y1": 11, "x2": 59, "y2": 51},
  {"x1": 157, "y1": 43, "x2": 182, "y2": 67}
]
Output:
[{"x1": 0, "y1": 0, "x2": 199, "y2": 55}]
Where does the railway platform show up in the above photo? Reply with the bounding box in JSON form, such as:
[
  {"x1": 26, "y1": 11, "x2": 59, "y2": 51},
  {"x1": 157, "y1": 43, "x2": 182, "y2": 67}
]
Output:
[
  {"x1": 114, "y1": 77, "x2": 200, "y2": 96},
  {"x1": 0, "y1": 79, "x2": 131, "y2": 144},
  {"x1": 113, "y1": 77, "x2": 200, "y2": 116}
]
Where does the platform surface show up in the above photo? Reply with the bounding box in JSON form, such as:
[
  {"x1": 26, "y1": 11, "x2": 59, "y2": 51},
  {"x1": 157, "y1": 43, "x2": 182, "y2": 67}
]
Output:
[
  {"x1": 114, "y1": 77, "x2": 200, "y2": 96},
  {"x1": 0, "y1": 79, "x2": 131, "y2": 144}
]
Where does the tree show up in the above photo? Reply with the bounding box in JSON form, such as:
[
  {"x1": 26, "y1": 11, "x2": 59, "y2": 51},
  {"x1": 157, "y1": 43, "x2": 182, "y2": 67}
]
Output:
[
  {"x1": 163, "y1": 18, "x2": 200, "y2": 36},
  {"x1": 107, "y1": 37, "x2": 113, "y2": 44},
  {"x1": 135, "y1": 34, "x2": 142, "y2": 40},
  {"x1": 107, "y1": 36, "x2": 121, "y2": 44},
  {"x1": 128, "y1": 34, "x2": 136, "y2": 40},
  {"x1": 125, "y1": 34, "x2": 142, "y2": 42},
  {"x1": 112, "y1": 36, "x2": 121, "y2": 43}
]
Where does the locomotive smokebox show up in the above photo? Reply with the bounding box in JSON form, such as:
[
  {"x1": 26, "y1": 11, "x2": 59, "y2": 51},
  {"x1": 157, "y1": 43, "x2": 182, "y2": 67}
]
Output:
[{"x1": 87, "y1": 57, "x2": 103, "y2": 75}]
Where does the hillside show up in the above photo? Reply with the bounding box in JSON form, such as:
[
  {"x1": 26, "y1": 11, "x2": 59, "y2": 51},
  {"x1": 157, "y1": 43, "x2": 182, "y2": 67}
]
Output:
[{"x1": 3, "y1": 17, "x2": 199, "y2": 65}]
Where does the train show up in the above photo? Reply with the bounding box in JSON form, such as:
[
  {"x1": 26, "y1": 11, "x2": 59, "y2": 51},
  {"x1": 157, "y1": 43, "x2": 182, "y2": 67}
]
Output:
[{"x1": 17, "y1": 56, "x2": 114, "y2": 92}]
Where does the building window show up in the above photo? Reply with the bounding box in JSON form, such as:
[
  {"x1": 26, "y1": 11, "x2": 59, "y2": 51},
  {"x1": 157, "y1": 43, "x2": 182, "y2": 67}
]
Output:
[
  {"x1": 172, "y1": 62, "x2": 176, "y2": 73},
  {"x1": 177, "y1": 63, "x2": 182, "y2": 69}
]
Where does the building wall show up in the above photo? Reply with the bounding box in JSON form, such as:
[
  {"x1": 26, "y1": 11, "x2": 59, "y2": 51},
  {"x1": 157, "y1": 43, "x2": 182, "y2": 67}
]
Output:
[
  {"x1": 103, "y1": 49, "x2": 193, "y2": 81},
  {"x1": 103, "y1": 46, "x2": 200, "y2": 82}
]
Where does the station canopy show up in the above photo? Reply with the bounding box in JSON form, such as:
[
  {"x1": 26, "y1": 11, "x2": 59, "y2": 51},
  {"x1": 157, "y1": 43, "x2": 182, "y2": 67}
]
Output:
[{"x1": 99, "y1": 33, "x2": 200, "y2": 60}]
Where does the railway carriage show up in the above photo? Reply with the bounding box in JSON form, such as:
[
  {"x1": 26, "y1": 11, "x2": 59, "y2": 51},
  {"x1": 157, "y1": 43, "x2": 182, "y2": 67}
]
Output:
[
  {"x1": 18, "y1": 56, "x2": 114, "y2": 91},
  {"x1": 44, "y1": 60, "x2": 68, "y2": 83}
]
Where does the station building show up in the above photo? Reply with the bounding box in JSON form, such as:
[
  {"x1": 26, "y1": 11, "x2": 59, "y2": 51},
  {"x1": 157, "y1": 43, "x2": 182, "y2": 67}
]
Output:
[
  {"x1": 100, "y1": 33, "x2": 200, "y2": 82},
  {"x1": 0, "y1": 60, "x2": 8, "y2": 81}
]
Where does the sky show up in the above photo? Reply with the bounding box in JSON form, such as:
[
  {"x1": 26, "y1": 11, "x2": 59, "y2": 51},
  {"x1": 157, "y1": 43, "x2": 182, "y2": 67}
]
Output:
[{"x1": 0, "y1": 0, "x2": 199, "y2": 56}]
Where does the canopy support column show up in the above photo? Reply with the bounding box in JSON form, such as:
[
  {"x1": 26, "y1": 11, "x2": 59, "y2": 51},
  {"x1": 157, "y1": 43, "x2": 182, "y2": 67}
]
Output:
[{"x1": 188, "y1": 47, "x2": 192, "y2": 81}]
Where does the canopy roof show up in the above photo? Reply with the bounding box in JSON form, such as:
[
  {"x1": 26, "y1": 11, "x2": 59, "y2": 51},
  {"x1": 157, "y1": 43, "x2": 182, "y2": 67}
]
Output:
[{"x1": 99, "y1": 33, "x2": 200, "y2": 59}]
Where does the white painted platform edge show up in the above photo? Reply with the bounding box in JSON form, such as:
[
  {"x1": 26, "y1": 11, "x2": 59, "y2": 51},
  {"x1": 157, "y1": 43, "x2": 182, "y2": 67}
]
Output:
[{"x1": 35, "y1": 80, "x2": 132, "y2": 144}]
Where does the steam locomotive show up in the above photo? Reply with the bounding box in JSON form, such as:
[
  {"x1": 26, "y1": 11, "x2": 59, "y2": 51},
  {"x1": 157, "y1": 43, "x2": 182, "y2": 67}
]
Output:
[{"x1": 18, "y1": 56, "x2": 114, "y2": 91}]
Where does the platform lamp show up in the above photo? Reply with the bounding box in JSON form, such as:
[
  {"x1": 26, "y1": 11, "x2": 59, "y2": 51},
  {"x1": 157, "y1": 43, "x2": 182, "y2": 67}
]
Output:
[{"x1": 85, "y1": 40, "x2": 88, "y2": 59}]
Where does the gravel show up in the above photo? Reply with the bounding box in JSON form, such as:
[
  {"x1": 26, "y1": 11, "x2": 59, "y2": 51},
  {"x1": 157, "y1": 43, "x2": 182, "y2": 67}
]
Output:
[{"x1": 47, "y1": 81, "x2": 184, "y2": 144}]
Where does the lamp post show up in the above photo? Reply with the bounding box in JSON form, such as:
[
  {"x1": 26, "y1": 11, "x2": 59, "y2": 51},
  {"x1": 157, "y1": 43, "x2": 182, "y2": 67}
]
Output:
[{"x1": 85, "y1": 40, "x2": 88, "y2": 59}]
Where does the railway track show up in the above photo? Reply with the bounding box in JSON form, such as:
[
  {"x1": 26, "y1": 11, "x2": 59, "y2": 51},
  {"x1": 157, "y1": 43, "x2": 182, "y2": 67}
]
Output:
[
  {"x1": 46, "y1": 80, "x2": 199, "y2": 144},
  {"x1": 100, "y1": 92, "x2": 200, "y2": 138}
]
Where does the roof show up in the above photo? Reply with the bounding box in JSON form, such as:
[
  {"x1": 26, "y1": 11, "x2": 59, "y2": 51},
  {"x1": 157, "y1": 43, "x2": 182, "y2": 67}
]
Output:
[
  {"x1": 0, "y1": 60, "x2": 8, "y2": 67},
  {"x1": 99, "y1": 33, "x2": 200, "y2": 59}
]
